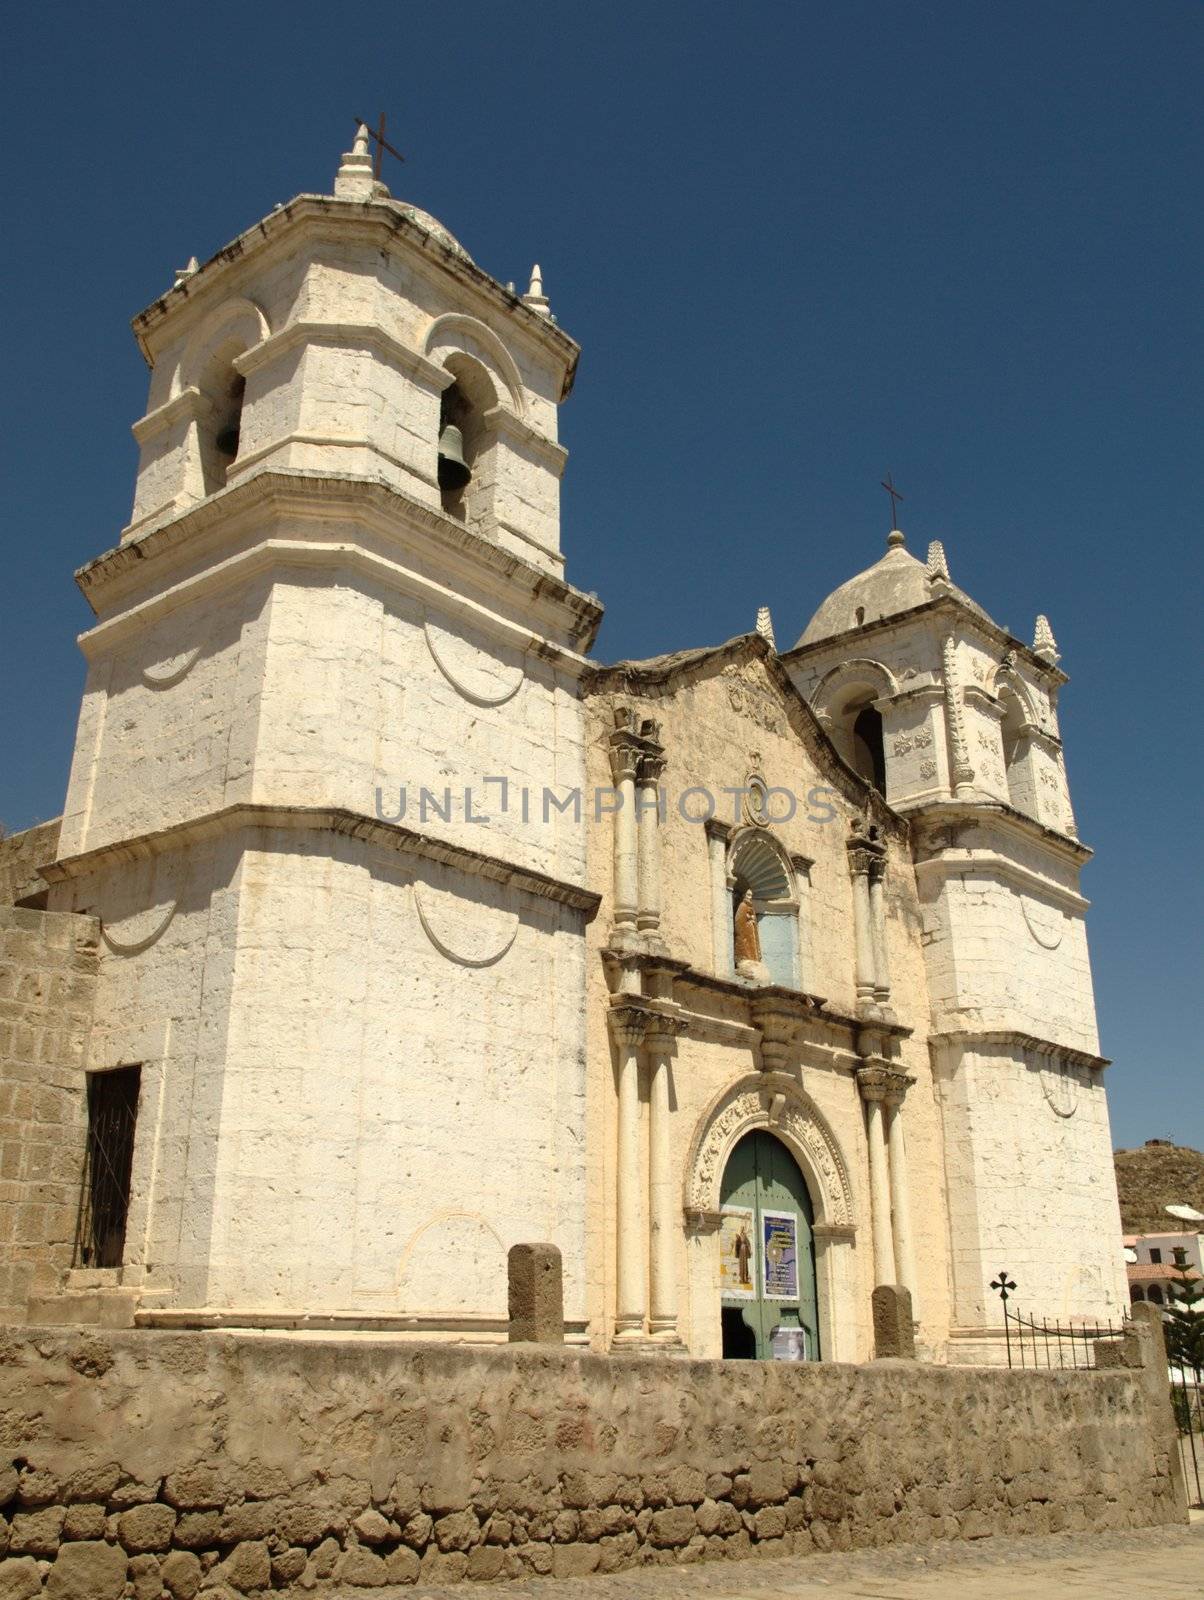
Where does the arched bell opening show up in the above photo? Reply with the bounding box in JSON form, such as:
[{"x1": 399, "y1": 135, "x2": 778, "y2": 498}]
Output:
[
  {"x1": 196, "y1": 338, "x2": 250, "y2": 495},
  {"x1": 438, "y1": 354, "x2": 496, "y2": 529},
  {"x1": 851, "y1": 704, "x2": 886, "y2": 792},
  {"x1": 998, "y1": 685, "x2": 1037, "y2": 813},
  {"x1": 718, "y1": 1130, "x2": 819, "y2": 1360}
]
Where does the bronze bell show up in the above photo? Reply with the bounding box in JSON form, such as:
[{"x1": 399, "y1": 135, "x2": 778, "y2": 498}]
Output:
[
  {"x1": 215, "y1": 422, "x2": 240, "y2": 459},
  {"x1": 437, "y1": 423, "x2": 471, "y2": 491}
]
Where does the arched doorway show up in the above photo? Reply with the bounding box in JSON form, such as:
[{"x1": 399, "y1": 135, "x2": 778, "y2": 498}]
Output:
[{"x1": 719, "y1": 1130, "x2": 819, "y2": 1359}]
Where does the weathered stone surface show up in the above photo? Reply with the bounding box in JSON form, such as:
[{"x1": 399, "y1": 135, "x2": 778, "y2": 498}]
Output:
[
  {"x1": 267, "y1": 1550, "x2": 304, "y2": 1588},
  {"x1": 649, "y1": 1507, "x2": 696, "y2": 1548},
  {"x1": 873, "y1": 1284, "x2": 917, "y2": 1360},
  {"x1": 507, "y1": 1243, "x2": 564, "y2": 1344},
  {"x1": 550, "y1": 1545, "x2": 600, "y2": 1578},
  {"x1": 44, "y1": 1542, "x2": 127, "y2": 1600},
  {"x1": 128, "y1": 1554, "x2": 161, "y2": 1600},
  {"x1": 9, "y1": 1507, "x2": 65, "y2": 1556},
  {"x1": 383, "y1": 1548, "x2": 419, "y2": 1585},
  {"x1": 0, "y1": 1469, "x2": 18, "y2": 1508},
  {"x1": 350, "y1": 1508, "x2": 390, "y2": 1545},
  {"x1": 163, "y1": 1470, "x2": 227, "y2": 1512},
  {"x1": 17, "y1": 1469, "x2": 61, "y2": 1507},
  {"x1": 118, "y1": 1503, "x2": 176, "y2": 1553},
  {"x1": 63, "y1": 1466, "x2": 120, "y2": 1506},
  {"x1": 213, "y1": 1542, "x2": 270, "y2": 1594},
  {"x1": 333, "y1": 1547, "x2": 386, "y2": 1587},
  {"x1": 398, "y1": 1512, "x2": 432, "y2": 1550},
  {"x1": 172, "y1": 1513, "x2": 219, "y2": 1551},
  {"x1": 216, "y1": 1503, "x2": 273, "y2": 1545},
  {"x1": 62, "y1": 1505, "x2": 106, "y2": 1542},
  {"x1": 433, "y1": 1510, "x2": 477, "y2": 1552},
  {"x1": 0, "y1": 1559, "x2": 42, "y2": 1600},
  {"x1": 161, "y1": 1551, "x2": 202, "y2": 1600}
]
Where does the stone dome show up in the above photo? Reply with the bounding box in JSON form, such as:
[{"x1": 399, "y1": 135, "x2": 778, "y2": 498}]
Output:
[
  {"x1": 794, "y1": 533, "x2": 993, "y2": 648},
  {"x1": 389, "y1": 199, "x2": 474, "y2": 264}
]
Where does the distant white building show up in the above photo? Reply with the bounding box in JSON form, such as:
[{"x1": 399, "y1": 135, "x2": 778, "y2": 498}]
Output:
[{"x1": 1125, "y1": 1231, "x2": 1204, "y2": 1307}]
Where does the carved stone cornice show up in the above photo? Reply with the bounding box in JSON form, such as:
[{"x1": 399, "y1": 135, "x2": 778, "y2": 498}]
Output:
[
  {"x1": 855, "y1": 1064, "x2": 912, "y2": 1104},
  {"x1": 749, "y1": 992, "x2": 809, "y2": 1073},
  {"x1": 607, "y1": 1002, "x2": 650, "y2": 1049}
]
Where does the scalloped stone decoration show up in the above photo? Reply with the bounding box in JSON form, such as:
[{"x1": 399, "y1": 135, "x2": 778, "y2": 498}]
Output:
[
  {"x1": 101, "y1": 899, "x2": 179, "y2": 956},
  {"x1": 1040, "y1": 1057, "x2": 1080, "y2": 1118},
  {"x1": 141, "y1": 646, "x2": 203, "y2": 689},
  {"x1": 1020, "y1": 895, "x2": 1064, "y2": 950},
  {"x1": 423, "y1": 616, "x2": 525, "y2": 707},
  {"x1": 413, "y1": 882, "x2": 518, "y2": 968}
]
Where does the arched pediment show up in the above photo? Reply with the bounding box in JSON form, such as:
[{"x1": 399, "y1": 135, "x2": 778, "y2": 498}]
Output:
[
  {"x1": 684, "y1": 1074, "x2": 854, "y2": 1229},
  {"x1": 172, "y1": 297, "x2": 271, "y2": 398},
  {"x1": 424, "y1": 313, "x2": 525, "y2": 416},
  {"x1": 810, "y1": 657, "x2": 898, "y2": 721}
]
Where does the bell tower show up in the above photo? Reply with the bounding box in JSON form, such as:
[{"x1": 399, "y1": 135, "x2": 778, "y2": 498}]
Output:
[
  {"x1": 782, "y1": 526, "x2": 1126, "y2": 1356},
  {"x1": 48, "y1": 130, "x2": 603, "y2": 1334}
]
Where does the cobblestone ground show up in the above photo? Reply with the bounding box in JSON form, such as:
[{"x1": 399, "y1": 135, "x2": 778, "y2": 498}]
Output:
[{"x1": 387, "y1": 1519, "x2": 1204, "y2": 1600}]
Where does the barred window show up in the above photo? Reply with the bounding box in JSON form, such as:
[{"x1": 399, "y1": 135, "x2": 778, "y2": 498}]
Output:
[{"x1": 76, "y1": 1066, "x2": 141, "y2": 1269}]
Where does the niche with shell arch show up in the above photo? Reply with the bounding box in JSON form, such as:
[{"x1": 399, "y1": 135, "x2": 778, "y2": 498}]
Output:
[
  {"x1": 173, "y1": 298, "x2": 270, "y2": 496},
  {"x1": 811, "y1": 659, "x2": 896, "y2": 795},
  {"x1": 727, "y1": 828, "x2": 799, "y2": 987}
]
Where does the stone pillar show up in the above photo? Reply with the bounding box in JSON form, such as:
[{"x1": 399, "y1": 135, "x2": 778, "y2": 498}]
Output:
[
  {"x1": 608, "y1": 717, "x2": 640, "y2": 932},
  {"x1": 646, "y1": 1017, "x2": 685, "y2": 1342},
  {"x1": 858, "y1": 1068, "x2": 896, "y2": 1288},
  {"x1": 871, "y1": 1284, "x2": 916, "y2": 1359},
  {"x1": 705, "y1": 821, "x2": 731, "y2": 975},
  {"x1": 848, "y1": 848, "x2": 877, "y2": 1008},
  {"x1": 609, "y1": 1005, "x2": 647, "y2": 1342},
  {"x1": 507, "y1": 1243, "x2": 563, "y2": 1343},
  {"x1": 636, "y1": 749, "x2": 666, "y2": 934},
  {"x1": 885, "y1": 1087, "x2": 918, "y2": 1314},
  {"x1": 867, "y1": 857, "x2": 891, "y2": 1008}
]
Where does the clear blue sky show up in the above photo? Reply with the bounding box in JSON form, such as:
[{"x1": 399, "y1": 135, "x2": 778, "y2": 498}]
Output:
[{"x1": 1, "y1": 3, "x2": 1200, "y2": 1149}]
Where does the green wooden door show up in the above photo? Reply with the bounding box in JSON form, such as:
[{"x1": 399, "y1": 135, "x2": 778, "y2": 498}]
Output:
[{"x1": 718, "y1": 1130, "x2": 819, "y2": 1360}]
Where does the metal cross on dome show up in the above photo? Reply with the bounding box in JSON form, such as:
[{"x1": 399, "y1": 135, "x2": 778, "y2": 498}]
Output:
[
  {"x1": 880, "y1": 472, "x2": 904, "y2": 530},
  {"x1": 355, "y1": 114, "x2": 406, "y2": 182},
  {"x1": 990, "y1": 1270, "x2": 1017, "y2": 1303}
]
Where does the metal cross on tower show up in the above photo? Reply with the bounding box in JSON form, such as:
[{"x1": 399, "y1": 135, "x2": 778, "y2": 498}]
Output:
[
  {"x1": 880, "y1": 472, "x2": 904, "y2": 530},
  {"x1": 355, "y1": 114, "x2": 406, "y2": 181}
]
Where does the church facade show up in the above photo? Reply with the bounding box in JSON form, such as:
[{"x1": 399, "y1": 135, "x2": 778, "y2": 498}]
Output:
[{"x1": 1, "y1": 132, "x2": 1127, "y2": 1361}]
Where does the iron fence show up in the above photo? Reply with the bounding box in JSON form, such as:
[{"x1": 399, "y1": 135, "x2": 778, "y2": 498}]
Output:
[{"x1": 1000, "y1": 1301, "x2": 1126, "y2": 1371}]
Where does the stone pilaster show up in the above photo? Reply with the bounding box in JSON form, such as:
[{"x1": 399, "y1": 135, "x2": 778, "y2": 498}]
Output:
[
  {"x1": 645, "y1": 1014, "x2": 687, "y2": 1344},
  {"x1": 608, "y1": 1003, "x2": 648, "y2": 1342},
  {"x1": 608, "y1": 711, "x2": 642, "y2": 935}
]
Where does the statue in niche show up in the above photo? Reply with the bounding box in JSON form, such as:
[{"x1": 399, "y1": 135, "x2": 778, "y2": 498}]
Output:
[{"x1": 734, "y1": 890, "x2": 762, "y2": 966}]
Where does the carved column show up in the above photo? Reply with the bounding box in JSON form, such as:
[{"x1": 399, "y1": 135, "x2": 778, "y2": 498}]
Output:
[
  {"x1": 646, "y1": 1016, "x2": 686, "y2": 1342},
  {"x1": 609, "y1": 1005, "x2": 647, "y2": 1341},
  {"x1": 848, "y1": 847, "x2": 877, "y2": 1009},
  {"x1": 941, "y1": 635, "x2": 975, "y2": 795},
  {"x1": 857, "y1": 1067, "x2": 896, "y2": 1288},
  {"x1": 636, "y1": 742, "x2": 666, "y2": 935},
  {"x1": 885, "y1": 1083, "x2": 918, "y2": 1314},
  {"x1": 867, "y1": 856, "x2": 891, "y2": 1008},
  {"x1": 608, "y1": 714, "x2": 641, "y2": 932}
]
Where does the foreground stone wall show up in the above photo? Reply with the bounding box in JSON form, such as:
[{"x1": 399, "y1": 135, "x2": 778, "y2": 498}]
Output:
[
  {"x1": 0, "y1": 825, "x2": 61, "y2": 912},
  {"x1": 0, "y1": 1326, "x2": 1184, "y2": 1597},
  {"x1": 0, "y1": 912, "x2": 97, "y2": 1320}
]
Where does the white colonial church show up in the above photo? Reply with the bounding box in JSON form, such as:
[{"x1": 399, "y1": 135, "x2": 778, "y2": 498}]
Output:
[{"x1": 3, "y1": 130, "x2": 1127, "y2": 1361}]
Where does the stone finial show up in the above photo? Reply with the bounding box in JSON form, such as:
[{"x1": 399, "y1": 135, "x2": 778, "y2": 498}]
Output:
[
  {"x1": 887, "y1": 529, "x2": 906, "y2": 549},
  {"x1": 507, "y1": 1243, "x2": 564, "y2": 1343},
  {"x1": 755, "y1": 605, "x2": 776, "y2": 649},
  {"x1": 335, "y1": 122, "x2": 376, "y2": 201},
  {"x1": 173, "y1": 256, "x2": 200, "y2": 287},
  {"x1": 926, "y1": 540, "x2": 950, "y2": 582},
  {"x1": 1033, "y1": 614, "x2": 1060, "y2": 664},
  {"x1": 522, "y1": 263, "x2": 551, "y2": 316}
]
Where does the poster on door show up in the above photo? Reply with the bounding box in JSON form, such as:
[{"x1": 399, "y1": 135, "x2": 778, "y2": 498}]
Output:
[
  {"x1": 761, "y1": 1209, "x2": 799, "y2": 1300},
  {"x1": 718, "y1": 1206, "x2": 756, "y2": 1299}
]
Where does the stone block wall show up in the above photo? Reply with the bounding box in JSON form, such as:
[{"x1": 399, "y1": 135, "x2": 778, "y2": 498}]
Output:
[
  {"x1": 0, "y1": 824, "x2": 61, "y2": 912},
  {"x1": 0, "y1": 910, "x2": 98, "y2": 1319},
  {"x1": 0, "y1": 1325, "x2": 1184, "y2": 1597}
]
